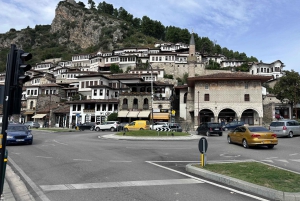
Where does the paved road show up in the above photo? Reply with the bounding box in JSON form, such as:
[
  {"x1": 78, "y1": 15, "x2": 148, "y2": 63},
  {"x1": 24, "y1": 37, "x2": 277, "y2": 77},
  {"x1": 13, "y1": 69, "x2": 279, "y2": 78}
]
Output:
[{"x1": 6, "y1": 129, "x2": 300, "y2": 201}]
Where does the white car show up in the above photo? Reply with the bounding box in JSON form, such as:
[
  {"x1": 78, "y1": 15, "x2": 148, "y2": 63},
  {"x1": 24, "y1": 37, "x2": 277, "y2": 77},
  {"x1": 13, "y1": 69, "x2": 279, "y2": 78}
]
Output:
[
  {"x1": 150, "y1": 122, "x2": 169, "y2": 130},
  {"x1": 94, "y1": 121, "x2": 120, "y2": 132}
]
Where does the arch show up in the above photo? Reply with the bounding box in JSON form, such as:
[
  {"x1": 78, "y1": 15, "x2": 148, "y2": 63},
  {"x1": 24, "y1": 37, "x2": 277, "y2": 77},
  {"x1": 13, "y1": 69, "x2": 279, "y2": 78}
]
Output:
[
  {"x1": 143, "y1": 98, "x2": 149, "y2": 104},
  {"x1": 122, "y1": 98, "x2": 128, "y2": 105},
  {"x1": 217, "y1": 108, "x2": 239, "y2": 123},
  {"x1": 199, "y1": 109, "x2": 215, "y2": 123}
]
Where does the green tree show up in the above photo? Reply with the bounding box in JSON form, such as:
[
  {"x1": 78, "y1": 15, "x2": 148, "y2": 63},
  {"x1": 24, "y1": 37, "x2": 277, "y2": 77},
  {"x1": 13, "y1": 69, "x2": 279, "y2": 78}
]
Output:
[
  {"x1": 269, "y1": 70, "x2": 300, "y2": 118},
  {"x1": 88, "y1": 0, "x2": 96, "y2": 9},
  {"x1": 107, "y1": 113, "x2": 118, "y2": 121},
  {"x1": 206, "y1": 59, "x2": 221, "y2": 70},
  {"x1": 110, "y1": 63, "x2": 123, "y2": 73}
]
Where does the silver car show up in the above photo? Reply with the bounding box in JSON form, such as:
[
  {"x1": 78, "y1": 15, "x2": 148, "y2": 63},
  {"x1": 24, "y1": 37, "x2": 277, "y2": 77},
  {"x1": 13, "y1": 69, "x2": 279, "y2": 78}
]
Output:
[
  {"x1": 24, "y1": 121, "x2": 40, "y2": 129},
  {"x1": 269, "y1": 119, "x2": 300, "y2": 138}
]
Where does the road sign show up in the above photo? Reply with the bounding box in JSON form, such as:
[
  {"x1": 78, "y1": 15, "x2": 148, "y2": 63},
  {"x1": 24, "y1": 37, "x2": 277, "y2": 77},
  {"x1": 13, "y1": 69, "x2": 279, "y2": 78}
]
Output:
[
  {"x1": 156, "y1": 127, "x2": 171, "y2": 131},
  {"x1": 198, "y1": 137, "x2": 208, "y2": 153}
]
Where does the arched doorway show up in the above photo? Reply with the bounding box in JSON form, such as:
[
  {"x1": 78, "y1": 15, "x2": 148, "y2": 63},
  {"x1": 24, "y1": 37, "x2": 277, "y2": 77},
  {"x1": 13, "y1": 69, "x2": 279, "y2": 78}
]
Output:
[
  {"x1": 241, "y1": 109, "x2": 256, "y2": 125},
  {"x1": 199, "y1": 109, "x2": 214, "y2": 123},
  {"x1": 218, "y1": 109, "x2": 237, "y2": 124}
]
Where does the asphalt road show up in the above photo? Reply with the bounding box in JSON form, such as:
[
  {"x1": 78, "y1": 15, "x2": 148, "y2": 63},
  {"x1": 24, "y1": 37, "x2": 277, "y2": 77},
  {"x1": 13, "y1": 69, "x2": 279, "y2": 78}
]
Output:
[{"x1": 6, "y1": 129, "x2": 300, "y2": 201}]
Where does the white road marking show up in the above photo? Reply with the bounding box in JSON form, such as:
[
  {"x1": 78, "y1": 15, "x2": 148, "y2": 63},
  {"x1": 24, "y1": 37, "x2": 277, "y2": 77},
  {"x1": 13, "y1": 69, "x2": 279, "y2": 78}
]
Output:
[
  {"x1": 53, "y1": 140, "x2": 68, "y2": 145},
  {"x1": 126, "y1": 147, "x2": 192, "y2": 150},
  {"x1": 73, "y1": 159, "x2": 92, "y2": 162},
  {"x1": 261, "y1": 160, "x2": 274, "y2": 163},
  {"x1": 40, "y1": 179, "x2": 202, "y2": 191},
  {"x1": 110, "y1": 160, "x2": 132, "y2": 162},
  {"x1": 10, "y1": 152, "x2": 21, "y2": 155},
  {"x1": 289, "y1": 153, "x2": 299, "y2": 156},
  {"x1": 36, "y1": 156, "x2": 53, "y2": 159},
  {"x1": 146, "y1": 161, "x2": 269, "y2": 201},
  {"x1": 290, "y1": 159, "x2": 300, "y2": 162},
  {"x1": 276, "y1": 159, "x2": 289, "y2": 163}
]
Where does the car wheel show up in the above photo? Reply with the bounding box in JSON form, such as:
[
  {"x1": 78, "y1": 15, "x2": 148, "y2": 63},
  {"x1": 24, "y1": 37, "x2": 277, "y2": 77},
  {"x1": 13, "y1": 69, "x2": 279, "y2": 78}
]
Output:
[
  {"x1": 206, "y1": 131, "x2": 210, "y2": 136},
  {"x1": 288, "y1": 131, "x2": 293, "y2": 138},
  {"x1": 219, "y1": 133, "x2": 223, "y2": 136},
  {"x1": 124, "y1": 128, "x2": 129, "y2": 132},
  {"x1": 95, "y1": 127, "x2": 100, "y2": 132},
  {"x1": 227, "y1": 136, "x2": 231, "y2": 144},
  {"x1": 139, "y1": 128, "x2": 144, "y2": 130},
  {"x1": 242, "y1": 139, "x2": 249, "y2": 148},
  {"x1": 110, "y1": 127, "x2": 115, "y2": 132},
  {"x1": 267, "y1": 145, "x2": 275, "y2": 149},
  {"x1": 90, "y1": 127, "x2": 94, "y2": 131}
]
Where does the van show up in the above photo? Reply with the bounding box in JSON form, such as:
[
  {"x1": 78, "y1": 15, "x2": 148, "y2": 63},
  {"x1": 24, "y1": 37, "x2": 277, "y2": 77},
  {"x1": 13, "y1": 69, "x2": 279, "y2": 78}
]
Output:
[
  {"x1": 269, "y1": 119, "x2": 300, "y2": 138},
  {"x1": 124, "y1": 120, "x2": 150, "y2": 131}
]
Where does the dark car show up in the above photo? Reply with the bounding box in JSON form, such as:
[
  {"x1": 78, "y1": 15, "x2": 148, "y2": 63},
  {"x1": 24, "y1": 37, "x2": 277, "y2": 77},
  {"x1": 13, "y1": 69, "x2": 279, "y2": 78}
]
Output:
[
  {"x1": 161, "y1": 123, "x2": 183, "y2": 132},
  {"x1": 6, "y1": 124, "x2": 33, "y2": 145},
  {"x1": 117, "y1": 122, "x2": 129, "y2": 131},
  {"x1": 223, "y1": 121, "x2": 244, "y2": 131},
  {"x1": 197, "y1": 122, "x2": 223, "y2": 136},
  {"x1": 77, "y1": 122, "x2": 96, "y2": 131}
]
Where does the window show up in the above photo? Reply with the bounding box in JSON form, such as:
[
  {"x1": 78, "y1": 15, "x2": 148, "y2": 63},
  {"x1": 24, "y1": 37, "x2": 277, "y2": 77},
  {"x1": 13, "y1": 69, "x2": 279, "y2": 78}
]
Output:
[
  {"x1": 204, "y1": 94, "x2": 210, "y2": 101},
  {"x1": 78, "y1": 105, "x2": 81, "y2": 111},
  {"x1": 100, "y1": 89, "x2": 103, "y2": 96},
  {"x1": 81, "y1": 81, "x2": 84, "y2": 88},
  {"x1": 72, "y1": 105, "x2": 76, "y2": 111},
  {"x1": 205, "y1": 84, "x2": 209, "y2": 89},
  {"x1": 245, "y1": 82, "x2": 249, "y2": 89},
  {"x1": 94, "y1": 89, "x2": 97, "y2": 96},
  {"x1": 244, "y1": 94, "x2": 250, "y2": 101}
]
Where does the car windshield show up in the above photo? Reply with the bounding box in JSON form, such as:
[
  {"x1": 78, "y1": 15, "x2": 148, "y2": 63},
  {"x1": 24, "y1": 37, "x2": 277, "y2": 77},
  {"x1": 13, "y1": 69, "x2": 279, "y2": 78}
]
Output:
[
  {"x1": 8, "y1": 126, "x2": 27, "y2": 131},
  {"x1": 248, "y1": 127, "x2": 270, "y2": 132}
]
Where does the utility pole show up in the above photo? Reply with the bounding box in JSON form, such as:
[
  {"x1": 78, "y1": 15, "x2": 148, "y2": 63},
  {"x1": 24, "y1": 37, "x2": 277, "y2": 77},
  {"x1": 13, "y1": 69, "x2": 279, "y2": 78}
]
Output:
[{"x1": 0, "y1": 44, "x2": 32, "y2": 197}]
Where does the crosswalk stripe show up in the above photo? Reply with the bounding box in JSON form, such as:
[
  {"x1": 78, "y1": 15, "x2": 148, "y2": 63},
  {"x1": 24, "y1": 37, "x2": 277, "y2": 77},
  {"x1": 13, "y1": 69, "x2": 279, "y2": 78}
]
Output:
[{"x1": 40, "y1": 179, "x2": 204, "y2": 191}]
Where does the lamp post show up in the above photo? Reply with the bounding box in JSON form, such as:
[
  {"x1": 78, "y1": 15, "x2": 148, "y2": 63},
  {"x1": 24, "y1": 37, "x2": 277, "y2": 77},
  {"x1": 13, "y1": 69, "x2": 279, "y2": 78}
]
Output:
[
  {"x1": 198, "y1": 91, "x2": 200, "y2": 126},
  {"x1": 150, "y1": 64, "x2": 154, "y2": 125}
]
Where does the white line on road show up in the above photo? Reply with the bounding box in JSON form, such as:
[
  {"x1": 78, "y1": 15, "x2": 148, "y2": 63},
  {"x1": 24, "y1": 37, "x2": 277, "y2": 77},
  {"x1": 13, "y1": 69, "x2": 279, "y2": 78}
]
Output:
[
  {"x1": 146, "y1": 161, "x2": 269, "y2": 201},
  {"x1": 40, "y1": 178, "x2": 202, "y2": 191},
  {"x1": 36, "y1": 156, "x2": 53, "y2": 159},
  {"x1": 73, "y1": 159, "x2": 92, "y2": 162},
  {"x1": 53, "y1": 140, "x2": 68, "y2": 145},
  {"x1": 110, "y1": 160, "x2": 132, "y2": 162},
  {"x1": 126, "y1": 147, "x2": 192, "y2": 149}
]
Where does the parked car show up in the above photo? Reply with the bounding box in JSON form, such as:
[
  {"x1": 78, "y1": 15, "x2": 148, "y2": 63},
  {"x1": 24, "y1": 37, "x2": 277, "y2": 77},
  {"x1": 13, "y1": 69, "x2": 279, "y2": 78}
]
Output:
[
  {"x1": 269, "y1": 119, "x2": 300, "y2": 138},
  {"x1": 124, "y1": 120, "x2": 150, "y2": 131},
  {"x1": 160, "y1": 123, "x2": 183, "y2": 132},
  {"x1": 227, "y1": 126, "x2": 278, "y2": 149},
  {"x1": 197, "y1": 122, "x2": 223, "y2": 136},
  {"x1": 23, "y1": 121, "x2": 40, "y2": 129},
  {"x1": 117, "y1": 122, "x2": 129, "y2": 131},
  {"x1": 6, "y1": 124, "x2": 33, "y2": 145},
  {"x1": 150, "y1": 122, "x2": 169, "y2": 130},
  {"x1": 223, "y1": 121, "x2": 244, "y2": 131},
  {"x1": 77, "y1": 122, "x2": 95, "y2": 131},
  {"x1": 94, "y1": 121, "x2": 120, "y2": 132}
]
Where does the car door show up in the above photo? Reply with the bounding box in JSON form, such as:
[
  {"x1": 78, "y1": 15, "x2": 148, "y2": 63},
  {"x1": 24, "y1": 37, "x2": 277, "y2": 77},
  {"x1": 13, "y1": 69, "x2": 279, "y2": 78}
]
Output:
[
  {"x1": 294, "y1": 121, "x2": 300, "y2": 135},
  {"x1": 230, "y1": 127, "x2": 241, "y2": 143},
  {"x1": 236, "y1": 126, "x2": 246, "y2": 143}
]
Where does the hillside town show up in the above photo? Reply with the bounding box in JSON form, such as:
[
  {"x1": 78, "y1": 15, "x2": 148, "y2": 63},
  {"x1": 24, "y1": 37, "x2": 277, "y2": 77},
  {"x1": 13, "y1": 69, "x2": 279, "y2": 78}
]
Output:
[{"x1": 0, "y1": 33, "x2": 289, "y2": 130}]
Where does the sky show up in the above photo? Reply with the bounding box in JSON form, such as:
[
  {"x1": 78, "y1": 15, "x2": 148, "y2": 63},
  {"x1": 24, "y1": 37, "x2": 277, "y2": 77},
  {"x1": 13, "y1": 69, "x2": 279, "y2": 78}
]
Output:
[{"x1": 1, "y1": 0, "x2": 300, "y2": 72}]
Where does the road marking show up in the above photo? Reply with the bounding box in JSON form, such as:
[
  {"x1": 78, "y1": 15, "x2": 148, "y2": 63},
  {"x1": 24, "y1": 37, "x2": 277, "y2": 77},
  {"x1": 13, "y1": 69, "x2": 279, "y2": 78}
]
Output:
[
  {"x1": 265, "y1": 157, "x2": 277, "y2": 159},
  {"x1": 53, "y1": 140, "x2": 68, "y2": 145},
  {"x1": 110, "y1": 160, "x2": 132, "y2": 162},
  {"x1": 126, "y1": 147, "x2": 192, "y2": 150},
  {"x1": 146, "y1": 161, "x2": 269, "y2": 201},
  {"x1": 289, "y1": 153, "x2": 299, "y2": 156},
  {"x1": 36, "y1": 156, "x2": 53, "y2": 159},
  {"x1": 290, "y1": 159, "x2": 300, "y2": 162},
  {"x1": 73, "y1": 159, "x2": 92, "y2": 162},
  {"x1": 261, "y1": 160, "x2": 274, "y2": 163},
  {"x1": 40, "y1": 179, "x2": 202, "y2": 191},
  {"x1": 276, "y1": 159, "x2": 289, "y2": 163}
]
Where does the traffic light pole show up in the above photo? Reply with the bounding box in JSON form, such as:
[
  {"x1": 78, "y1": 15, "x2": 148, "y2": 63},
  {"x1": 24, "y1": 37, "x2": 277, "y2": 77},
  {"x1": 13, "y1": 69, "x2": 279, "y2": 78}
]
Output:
[{"x1": 0, "y1": 44, "x2": 16, "y2": 195}]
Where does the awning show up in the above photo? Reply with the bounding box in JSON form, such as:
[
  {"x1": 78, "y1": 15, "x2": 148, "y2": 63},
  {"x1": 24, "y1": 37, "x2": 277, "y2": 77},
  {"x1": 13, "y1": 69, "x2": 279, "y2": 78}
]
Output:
[
  {"x1": 23, "y1": 111, "x2": 34, "y2": 115},
  {"x1": 151, "y1": 113, "x2": 170, "y2": 120},
  {"x1": 127, "y1": 111, "x2": 139, "y2": 118},
  {"x1": 138, "y1": 110, "x2": 151, "y2": 118},
  {"x1": 118, "y1": 111, "x2": 129, "y2": 117},
  {"x1": 32, "y1": 114, "x2": 47, "y2": 118}
]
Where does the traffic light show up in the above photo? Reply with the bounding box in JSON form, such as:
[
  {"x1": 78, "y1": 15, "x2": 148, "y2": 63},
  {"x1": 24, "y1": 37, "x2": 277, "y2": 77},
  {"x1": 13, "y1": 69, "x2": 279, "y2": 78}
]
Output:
[{"x1": 9, "y1": 49, "x2": 32, "y2": 115}]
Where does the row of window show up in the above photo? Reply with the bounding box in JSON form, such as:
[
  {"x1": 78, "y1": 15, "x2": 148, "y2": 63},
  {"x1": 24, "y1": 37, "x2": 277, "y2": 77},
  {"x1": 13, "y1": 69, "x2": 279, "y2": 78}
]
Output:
[
  {"x1": 203, "y1": 94, "x2": 250, "y2": 101},
  {"x1": 26, "y1": 89, "x2": 57, "y2": 96},
  {"x1": 72, "y1": 104, "x2": 118, "y2": 111}
]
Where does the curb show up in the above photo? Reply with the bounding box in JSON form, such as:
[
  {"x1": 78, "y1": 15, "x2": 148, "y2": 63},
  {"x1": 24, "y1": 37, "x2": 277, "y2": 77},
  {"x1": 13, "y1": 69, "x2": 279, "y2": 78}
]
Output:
[{"x1": 186, "y1": 164, "x2": 300, "y2": 201}]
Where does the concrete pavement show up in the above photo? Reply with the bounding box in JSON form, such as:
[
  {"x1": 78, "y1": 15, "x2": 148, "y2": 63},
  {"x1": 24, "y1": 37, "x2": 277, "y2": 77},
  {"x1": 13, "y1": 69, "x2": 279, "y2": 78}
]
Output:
[{"x1": 4, "y1": 132, "x2": 300, "y2": 201}]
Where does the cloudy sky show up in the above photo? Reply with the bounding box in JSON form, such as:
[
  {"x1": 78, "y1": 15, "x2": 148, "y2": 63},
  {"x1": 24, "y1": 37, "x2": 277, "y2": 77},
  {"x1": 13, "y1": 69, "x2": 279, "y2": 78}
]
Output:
[{"x1": 1, "y1": 0, "x2": 300, "y2": 71}]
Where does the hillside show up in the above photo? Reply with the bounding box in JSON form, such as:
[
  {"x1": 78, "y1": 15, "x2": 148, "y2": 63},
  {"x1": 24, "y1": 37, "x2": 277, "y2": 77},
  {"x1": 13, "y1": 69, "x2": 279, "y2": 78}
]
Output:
[{"x1": 0, "y1": 0, "x2": 257, "y2": 72}]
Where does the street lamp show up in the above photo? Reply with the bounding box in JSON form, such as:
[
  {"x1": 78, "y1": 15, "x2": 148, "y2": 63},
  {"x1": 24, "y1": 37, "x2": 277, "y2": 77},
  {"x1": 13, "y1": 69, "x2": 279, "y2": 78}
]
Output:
[
  {"x1": 150, "y1": 64, "x2": 154, "y2": 125},
  {"x1": 198, "y1": 91, "x2": 200, "y2": 126}
]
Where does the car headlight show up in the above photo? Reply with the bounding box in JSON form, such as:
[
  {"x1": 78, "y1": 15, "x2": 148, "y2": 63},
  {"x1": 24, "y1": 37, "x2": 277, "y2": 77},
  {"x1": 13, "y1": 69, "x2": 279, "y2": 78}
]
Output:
[
  {"x1": 7, "y1": 136, "x2": 14, "y2": 139},
  {"x1": 27, "y1": 134, "x2": 33, "y2": 138}
]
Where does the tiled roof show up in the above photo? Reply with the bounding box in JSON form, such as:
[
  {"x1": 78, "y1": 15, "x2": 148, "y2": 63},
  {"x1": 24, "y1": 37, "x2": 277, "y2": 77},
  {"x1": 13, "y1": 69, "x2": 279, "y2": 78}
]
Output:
[{"x1": 66, "y1": 99, "x2": 119, "y2": 104}]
